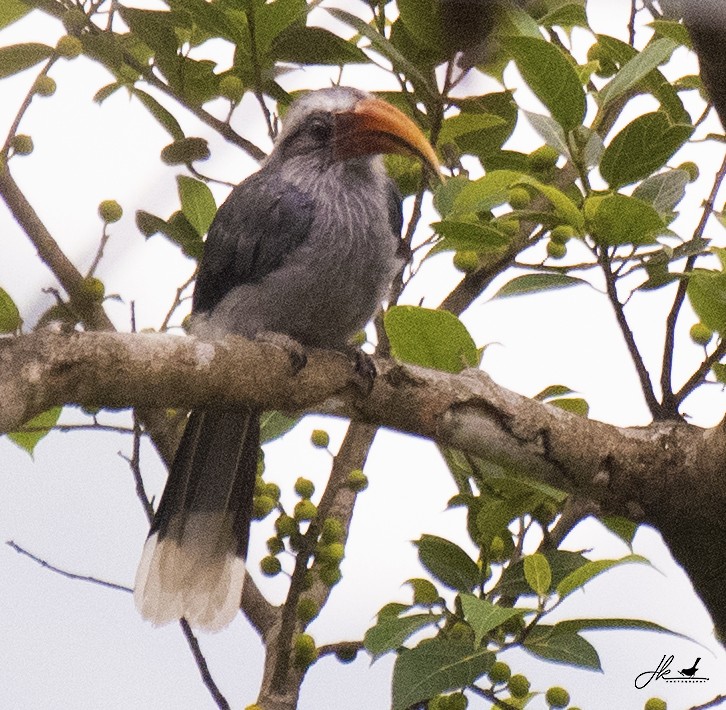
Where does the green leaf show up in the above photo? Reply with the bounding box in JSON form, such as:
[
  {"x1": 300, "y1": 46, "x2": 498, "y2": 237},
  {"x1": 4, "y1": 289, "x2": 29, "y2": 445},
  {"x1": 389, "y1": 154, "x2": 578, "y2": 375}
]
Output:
[
  {"x1": 0, "y1": 287, "x2": 21, "y2": 332},
  {"x1": 600, "y1": 111, "x2": 693, "y2": 188},
  {"x1": 133, "y1": 89, "x2": 185, "y2": 141},
  {"x1": 712, "y1": 363, "x2": 726, "y2": 384},
  {"x1": 504, "y1": 36, "x2": 586, "y2": 131},
  {"x1": 557, "y1": 554, "x2": 649, "y2": 599},
  {"x1": 415, "y1": 535, "x2": 480, "y2": 593},
  {"x1": 438, "y1": 113, "x2": 508, "y2": 157},
  {"x1": 599, "y1": 37, "x2": 678, "y2": 108},
  {"x1": 523, "y1": 111, "x2": 570, "y2": 158},
  {"x1": 259, "y1": 411, "x2": 300, "y2": 444},
  {"x1": 496, "y1": 550, "x2": 588, "y2": 597},
  {"x1": 600, "y1": 516, "x2": 638, "y2": 547},
  {"x1": 169, "y1": 0, "x2": 246, "y2": 44},
  {"x1": 384, "y1": 306, "x2": 478, "y2": 373},
  {"x1": 453, "y1": 170, "x2": 524, "y2": 214},
  {"x1": 515, "y1": 176, "x2": 585, "y2": 230},
  {"x1": 493, "y1": 273, "x2": 587, "y2": 299},
  {"x1": 118, "y1": 8, "x2": 180, "y2": 59},
  {"x1": 8, "y1": 407, "x2": 62, "y2": 456},
  {"x1": 326, "y1": 8, "x2": 438, "y2": 111},
  {"x1": 433, "y1": 175, "x2": 469, "y2": 218},
  {"x1": 397, "y1": 0, "x2": 443, "y2": 52},
  {"x1": 392, "y1": 637, "x2": 494, "y2": 710},
  {"x1": 270, "y1": 26, "x2": 368, "y2": 65},
  {"x1": 177, "y1": 176, "x2": 216, "y2": 237},
  {"x1": 0, "y1": 43, "x2": 52, "y2": 79},
  {"x1": 550, "y1": 398, "x2": 589, "y2": 417},
  {"x1": 364, "y1": 613, "x2": 439, "y2": 659},
  {"x1": 687, "y1": 268, "x2": 726, "y2": 335},
  {"x1": 632, "y1": 169, "x2": 690, "y2": 216},
  {"x1": 0, "y1": 0, "x2": 30, "y2": 29},
  {"x1": 136, "y1": 209, "x2": 204, "y2": 260},
  {"x1": 523, "y1": 553, "x2": 552, "y2": 596},
  {"x1": 540, "y1": 3, "x2": 589, "y2": 30},
  {"x1": 585, "y1": 194, "x2": 664, "y2": 246},
  {"x1": 460, "y1": 594, "x2": 524, "y2": 646},
  {"x1": 523, "y1": 625, "x2": 602, "y2": 670},
  {"x1": 535, "y1": 385, "x2": 575, "y2": 401},
  {"x1": 431, "y1": 220, "x2": 510, "y2": 253},
  {"x1": 649, "y1": 19, "x2": 692, "y2": 48}
]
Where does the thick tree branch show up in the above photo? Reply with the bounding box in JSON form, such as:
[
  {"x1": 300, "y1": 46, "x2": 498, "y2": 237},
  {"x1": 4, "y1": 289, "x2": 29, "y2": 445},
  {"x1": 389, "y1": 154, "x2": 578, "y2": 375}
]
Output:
[{"x1": 2, "y1": 330, "x2": 726, "y2": 635}]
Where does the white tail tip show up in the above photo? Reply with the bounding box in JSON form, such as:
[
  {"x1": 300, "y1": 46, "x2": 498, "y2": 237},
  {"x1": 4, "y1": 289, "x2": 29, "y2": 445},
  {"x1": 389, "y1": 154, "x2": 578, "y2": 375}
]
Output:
[{"x1": 134, "y1": 513, "x2": 247, "y2": 633}]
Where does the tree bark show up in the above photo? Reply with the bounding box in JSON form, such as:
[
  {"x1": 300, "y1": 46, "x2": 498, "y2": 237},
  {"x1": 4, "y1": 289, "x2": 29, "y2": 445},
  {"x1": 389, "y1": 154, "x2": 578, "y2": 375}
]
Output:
[{"x1": 1, "y1": 330, "x2": 725, "y2": 636}]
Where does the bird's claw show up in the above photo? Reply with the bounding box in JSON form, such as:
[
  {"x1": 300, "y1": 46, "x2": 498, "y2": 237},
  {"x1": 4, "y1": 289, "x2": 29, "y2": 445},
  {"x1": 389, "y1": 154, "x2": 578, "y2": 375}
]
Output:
[
  {"x1": 255, "y1": 332, "x2": 307, "y2": 375},
  {"x1": 350, "y1": 348, "x2": 376, "y2": 396}
]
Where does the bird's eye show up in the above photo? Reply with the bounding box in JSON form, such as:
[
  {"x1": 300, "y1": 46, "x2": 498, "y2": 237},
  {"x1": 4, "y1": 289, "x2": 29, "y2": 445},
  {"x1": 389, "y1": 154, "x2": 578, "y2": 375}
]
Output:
[{"x1": 308, "y1": 115, "x2": 332, "y2": 142}]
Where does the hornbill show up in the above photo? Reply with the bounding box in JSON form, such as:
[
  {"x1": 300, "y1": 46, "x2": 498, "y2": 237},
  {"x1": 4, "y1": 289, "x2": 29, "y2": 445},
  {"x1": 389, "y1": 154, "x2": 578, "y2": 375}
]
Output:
[{"x1": 134, "y1": 87, "x2": 439, "y2": 631}]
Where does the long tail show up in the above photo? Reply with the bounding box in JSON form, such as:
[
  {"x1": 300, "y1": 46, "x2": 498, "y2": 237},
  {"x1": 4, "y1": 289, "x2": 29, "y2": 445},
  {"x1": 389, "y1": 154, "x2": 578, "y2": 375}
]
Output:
[{"x1": 134, "y1": 406, "x2": 259, "y2": 632}]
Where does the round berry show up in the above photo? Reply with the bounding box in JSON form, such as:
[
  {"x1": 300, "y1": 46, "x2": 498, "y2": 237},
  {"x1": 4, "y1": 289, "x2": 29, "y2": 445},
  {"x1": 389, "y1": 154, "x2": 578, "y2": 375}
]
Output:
[
  {"x1": 447, "y1": 692, "x2": 468, "y2": 710},
  {"x1": 690, "y1": 322, "x2": 713, "y2": 346},
  {"x1": 320, "y1": 517, "x2": 345, "y2": 544},
  {"x1": 33, "y1": 76, "x2": 56, "y2": 97},
  {"x1": 252, "y1": 495, "x2": 276, "y2": 520},
  {"x1": 275, "y1": 513, "x2": 297, "y2": 538},
  {"x1": 294, "y1": 477, "x2": 315, "y2": 499},
  {"x1": 318, "y1": 564, "x2": 342, "y2": 587},
  {"x1": 293, "y1": 633, "x2": 318, "y2": 667},
  {"x1": 262, "y1": 482, "x2": 281, "y2": 502},
  {"x1": 677, "y1": 161, "x2": 699, "y2": 182},
  {"x1": 545, "y1": 686, "x2": 570, "y2": 708},
  {"x1": 335, "y1": 645, "x2": 358, "y2": 664},
  {"x1": 56, "y1": 35, "x2": 83, "y2": 59},
  {"x1": 316, "y1": 542, "x2": 344, "y2": 564},
  {"x1": 293, "y1": 499, "x2": 317, "y2": 522},
  {"x1": 83, "y1": 276, "x2": 105, "y2": 301},
  {"x1": 260, "y1": 555, "x2": 281, "y2": 576},
  {"x1": 99, "y1": 199, "x2": 123, "y2": 223},
  {"x1": 453, "y1": 250, "x2": 480, "y2": 274},
  {"x1": 11, "y1": 134, "x2": 33, "y2": 156},
  {"x1": 547, "y1": 240, "x2": 567, "y2": 259},
  {"x1": 310, "y1": 429, "x2": 330, "y2": 448},
  {"x1": 266, "y1": 536, "x2": 284, "y2": 555},
  {"x1": 347, "y1": 469, "x2": 369, "y2": 492},
  {"x1": 644, "y1": 699, "x2": 667, "y2": 710},
  {"x1": 297, "y1": 597, "x2": 319, "y2": 624},
  {"x1": 488, "y1": 660, "x2": 511, "y2": 684},
  {"x1": 508, "y1": 674, "x2": 530, "y2": 698}
]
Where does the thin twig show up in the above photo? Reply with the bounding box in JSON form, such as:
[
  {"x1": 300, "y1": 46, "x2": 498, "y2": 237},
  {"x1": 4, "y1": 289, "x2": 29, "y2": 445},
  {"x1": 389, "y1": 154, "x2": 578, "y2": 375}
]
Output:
[
  {"x1": 128, "y1": 413, "x2": 154, "y2": 523},
  {"x1": 6, "y1": 540, "x2": 132, "y2": 593},
  {"x1": 628, "y1": 0, "x2": 637, "y2": 46},
  {"x1": 675, "y1": 339, "x2": 726, "y2": 405},
  {"x1": 179, "y1": 620, "x2": 232, "y2": 710},
  {"x1": 160, "y1": 270, "x2": 196, "y2": 332},
  {"x1": 469, "y1": 685, "x2": 520, "y2": 710},
  {"x1": 689, "y1": 695, "x2": 726, "y2": 710},
  {"x1": 598, "y1": 246, "x2": 663, "y2": 419},
  {"x1": 660, "y1": 153, "x2": 726, "y2": 415},
  {"x1": 86, "y1": 224, "x2": 112, "y2": 277}
]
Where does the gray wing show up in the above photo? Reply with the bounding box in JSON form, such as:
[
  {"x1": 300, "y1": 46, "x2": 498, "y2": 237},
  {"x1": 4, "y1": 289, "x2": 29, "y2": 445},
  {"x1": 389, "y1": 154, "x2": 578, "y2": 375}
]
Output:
[{"x1": 193, "y1": 172, "x2": 315, "y2": 314}]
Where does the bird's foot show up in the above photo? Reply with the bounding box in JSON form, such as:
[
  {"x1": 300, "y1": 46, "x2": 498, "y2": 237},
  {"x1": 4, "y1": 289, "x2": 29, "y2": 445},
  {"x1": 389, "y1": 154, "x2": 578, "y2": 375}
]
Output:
[
  {"x1": 346, "y1": 347, "x2": 377, "y2": 396},
  {"x1": 255, "y1": 332, "x2": 307, "y2": 374}
]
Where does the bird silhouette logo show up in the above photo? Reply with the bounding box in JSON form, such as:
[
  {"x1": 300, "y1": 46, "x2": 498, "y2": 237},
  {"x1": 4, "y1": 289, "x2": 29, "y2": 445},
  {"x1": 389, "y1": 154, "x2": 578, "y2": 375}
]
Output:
[{"x1": 679, "y1": 658, "x2": 700, "y2": 678}]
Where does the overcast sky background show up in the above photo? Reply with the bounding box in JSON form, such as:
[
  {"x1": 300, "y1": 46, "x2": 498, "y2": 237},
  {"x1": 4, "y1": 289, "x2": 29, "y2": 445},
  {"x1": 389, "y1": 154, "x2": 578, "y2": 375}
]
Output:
[{"x1": 1, "y1": 1, "x2": 725, "y2": 709}]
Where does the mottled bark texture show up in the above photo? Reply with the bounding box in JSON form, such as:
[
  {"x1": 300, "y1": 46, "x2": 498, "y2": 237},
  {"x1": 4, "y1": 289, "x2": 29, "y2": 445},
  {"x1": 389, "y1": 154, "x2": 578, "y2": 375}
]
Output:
[{"x1": 1, "y1": 330, "x2": 725, "y2": 636}]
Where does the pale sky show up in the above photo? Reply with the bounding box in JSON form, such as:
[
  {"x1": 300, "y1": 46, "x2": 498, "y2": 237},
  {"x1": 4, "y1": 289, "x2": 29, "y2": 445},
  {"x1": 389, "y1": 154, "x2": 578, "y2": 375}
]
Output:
[{"x1": 1, "y1": 2, "x2": 725, "y2": 709}]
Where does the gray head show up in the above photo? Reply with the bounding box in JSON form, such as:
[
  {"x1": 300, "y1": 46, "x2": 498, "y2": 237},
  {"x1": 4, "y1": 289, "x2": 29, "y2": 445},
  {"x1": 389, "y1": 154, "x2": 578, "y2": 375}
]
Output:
[{"x1": 266, "y1": 86, "x2": 439, "y2": 177}]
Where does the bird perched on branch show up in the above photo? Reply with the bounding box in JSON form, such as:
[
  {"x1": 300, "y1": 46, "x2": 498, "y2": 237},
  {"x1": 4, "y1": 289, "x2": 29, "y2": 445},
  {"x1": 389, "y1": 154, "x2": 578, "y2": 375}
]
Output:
[{"x1": 134, "y1": 86, "x2": 439, "y2": 631}]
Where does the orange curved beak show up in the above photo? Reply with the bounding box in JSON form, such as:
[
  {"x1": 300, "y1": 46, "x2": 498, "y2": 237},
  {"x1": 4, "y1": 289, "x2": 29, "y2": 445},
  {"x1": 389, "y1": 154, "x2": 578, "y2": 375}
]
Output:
[{"x1": 333, "y1": 97, "x2": 441, "y2": 178}]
